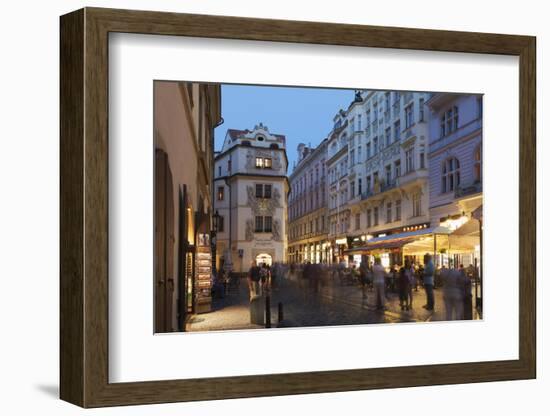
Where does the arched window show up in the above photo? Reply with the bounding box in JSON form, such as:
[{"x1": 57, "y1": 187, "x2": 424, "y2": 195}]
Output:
[
  {"x1": 473, "y1": 145, "x2": 482, "y2": 183},
  {"x1": 441, "y1": 157, "x2": 460, "y2": 193}
]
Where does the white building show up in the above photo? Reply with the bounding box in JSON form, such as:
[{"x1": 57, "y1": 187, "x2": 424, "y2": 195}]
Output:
[
  {"x1": 326, "y1": 90, "x2": 432, "y2": 266},
  {"x1": 213, "y1": 123, "x2": 289, "y2": 273},
  {"x1": 287, "y1": 140, "x2": 329, "y2": 264},
  {"x1": 426, "y1": 93, "x2": 483, "y2": 267}
]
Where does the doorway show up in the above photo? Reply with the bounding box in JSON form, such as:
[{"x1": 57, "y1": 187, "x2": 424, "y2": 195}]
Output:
[
  {"x1": 155, "y1": 149, "x2": 175, "y2": 333},
  {"x1": 255, "y1": 253, "x2": 273, "y2": 266}
]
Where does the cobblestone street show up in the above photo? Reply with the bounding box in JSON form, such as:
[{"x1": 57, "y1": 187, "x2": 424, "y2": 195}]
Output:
[{"x1": 186, "y1": 276, "x2": 480, "y2": 332}]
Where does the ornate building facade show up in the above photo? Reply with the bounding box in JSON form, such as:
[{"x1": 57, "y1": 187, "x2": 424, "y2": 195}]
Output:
[
  {"x1": 213, "y1": 123, "x2": 289, "y2": 273},
  {"x1": 325, "y1": 90, "x2": 433, "y2": 265},
  {"x1": 287, "y1": 141, "x2": 329, "y2": 264},
  {"x1": 426, "y1": 93, "x2": 483, "y2": 267}
]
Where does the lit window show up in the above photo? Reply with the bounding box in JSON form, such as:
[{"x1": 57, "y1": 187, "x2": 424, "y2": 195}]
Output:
[
  {"x1": 217, "y1": 186, "x2": 224, "y2": 201},
  {"x1": 264, "y1": 158, "x2": 272, "y2": 168},
  {"x1": 255, "y1": 157, "x2": 264, "y2": 168}
]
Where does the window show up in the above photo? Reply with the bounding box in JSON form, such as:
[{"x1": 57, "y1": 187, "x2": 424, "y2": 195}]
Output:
[
  {"x1": 412, "y1": 193, "x2": 422, "y2": 217},
  {"x1": 366, "y1": 142, "x2": 371, "y2": 159},
  {"x1": 405, "y1": 148, "x2": 415, "y2": 173},
  {"x1": 386, "y1": 202, "x2": 392, "y2": 223},
  {"x1": 217, "y1": 186, "x2": 224, "y2": 201},
  {"x1": 366, "y1": 110, "x2": 371, "y2": 125},
  {"x1": 419, "y1": 151, "x2": 425, "y2": 169},
  {"x1": 366, "y1": 209, "x2": 372, "y2": 228},
  {"x1": 394, "y1": 120, "x2": 401, "y2": 141},
  {"x1": 385, "y1": 127, "x2": 391, "y2": 146},
  {"x1": 477, "y1": 97, "x2": 483, "y2": 119},
  {"x1": 255, "y1": 184, "x2": 272, "y2": 198},
  {"x1": 373, "y1": 137, "x2": 379, "y2": 154},
  {"x1": 227, "y1": 159, "x2": 232, "y2": 173},
  {"x1": 218, "y1": 166, "x2": 221, "y2": 176},
  {"x1": 218, "y1": 215, "x2": 225, "y2": 232},
  {"x1": 385, "y1": 92, "x2": 391, "y2": 112},
  {"x1": 393, "y1": 91, "x2": 401, "y2": 105},
  {"x1": 373, "y1": 102, "x2": 378, "y2": 121},
  {"x1": 395, "y1": 199, "x2": 402, "y2": 221},
  {"x1": 385, "y1": 165, "x2": 392, "y2": 185},
  {"x1": 358, "y1": 178, "x2": 362, "y2": 195},
  {"x1": 373, "y1": 207, "x2": 379, "y2": 226},
  {"x1": 419, "y1": 98, "x2": 425, "y2": 122},
  {"x1": 474, "y1": 145, "x2": 482, "y2": 183},
  {"x1": 441, "y1": 157, "x2": 461, "y2": 193},
  {"x1": 440, "y1": 106, "x2": 459, "y2": 137},
  {"x1": 366, "y1": 175, "x2": 371, "y2": 192},
  {"x1": 357, "y1": 114, "x2": 362, "y2": 131},
  {"x1": 405, "y1": 104, "x2": 414, "y2": 129},
  {"x1": 394, "y1": 160, "x2": 401, "y2": 178},
  {"x1": 350, "y1": 149, "x2": 355, "y2": 165},
  {"x1": 256, "y1": 157, "x2": 272, "y2": 168},
  {"x1": 350, "y1": 181, "x2": 355, "y2": 198},
  {"x1": 255, "y1": 216, "x2": 264, "y2": 232}
]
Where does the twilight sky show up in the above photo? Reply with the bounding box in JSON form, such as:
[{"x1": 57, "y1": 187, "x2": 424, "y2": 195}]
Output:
[{"x1": 214, "y1": 84, "x2": 356, "y2": 171}]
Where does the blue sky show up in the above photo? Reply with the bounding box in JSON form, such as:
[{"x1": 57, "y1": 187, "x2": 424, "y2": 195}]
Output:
[{"x1": 214, "y1": 84, "x2": 355, "y2": 170}]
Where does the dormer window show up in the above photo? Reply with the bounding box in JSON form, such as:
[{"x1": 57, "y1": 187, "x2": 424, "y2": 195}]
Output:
[{"x1": 256, "y1": 136, "x2": 265, "y2": 141}]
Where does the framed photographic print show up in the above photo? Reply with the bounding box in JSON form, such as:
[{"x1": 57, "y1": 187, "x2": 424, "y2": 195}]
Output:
[{"x1": 60, "y1": 7, "x2": 536, "y2": 408}]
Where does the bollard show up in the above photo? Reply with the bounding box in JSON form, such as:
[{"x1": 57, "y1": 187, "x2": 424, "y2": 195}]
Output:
[
  {"x1": 278, "y1": 302, "x2": 284, "y2": 323},
  {"x1": 265, "y1": 295, "x2": 271, "y2": 328}
]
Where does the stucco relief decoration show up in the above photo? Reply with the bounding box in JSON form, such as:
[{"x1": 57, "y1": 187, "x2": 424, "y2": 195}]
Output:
[
  {"x1": 272, "y1": 219, "x2": 282, "y2": 241},
  {"x1": 245, "y1": 219, "x2": 254, "y2": 241}
]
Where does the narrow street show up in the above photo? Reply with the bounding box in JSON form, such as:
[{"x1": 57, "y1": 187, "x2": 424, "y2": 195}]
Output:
[{"x1": 186, "y1": 275, "x2": 479, "y2": 332}]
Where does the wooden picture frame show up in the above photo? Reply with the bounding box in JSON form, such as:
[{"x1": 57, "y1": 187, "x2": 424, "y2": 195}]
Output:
[{"x1": 60, "y1": 7, "x2": 536, "y2": 408}]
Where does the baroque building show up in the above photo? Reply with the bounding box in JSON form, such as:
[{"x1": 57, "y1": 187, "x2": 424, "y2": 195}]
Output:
[
  {"x1": 287, "y1": 140, "x2": 329, "y2": 264},
  {"x1": 213, "y1": 123, "x2": 289, "y2": 273}
]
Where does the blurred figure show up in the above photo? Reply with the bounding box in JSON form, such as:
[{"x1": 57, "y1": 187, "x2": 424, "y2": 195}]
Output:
[
  {"x1": 461, "y1": 264, "x2": 473, "y2": 319},
  {"x1": 405, "y1": 259, "x2": 415, "y2": 309},
  {"x1": 442, "y1": 266, "x2": 466, "y2": 320},
  {"x1": 398, "y1": 264, "x2": 410, "y2": 310},
  {"x1": 247, "y1": 261, "x2": 261, "y2": 299},
  {"x1": 422, "y1": 254, "x2": 435, "y2": 311},
  {"x1": 372, "y1": 257, "x2": 386, "y2": 310}
]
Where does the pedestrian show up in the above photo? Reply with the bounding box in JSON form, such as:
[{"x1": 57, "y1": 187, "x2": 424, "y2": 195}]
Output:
[
  {"x1": 442, "y1": 266, "x2": 466, "y2": 320},
  {"x1": 359, "y1": 260, "x2": 369, "y2": 301},
  {"x1": 462, "y1": 265, "x2": 473, "y2": 319},
  {"x1": 405, "y1": 259, "x2": 415, "y2": 309},
  {"x1": 398, "y1": 265, "x2": 410, "y2": 310},
  {"x1": 247, "y1": 261, "x2": 261, "y2": 300},
  {"x1": 422, "y1": 254, "x2": 435, "y2": 311},
  {"x1": 372, "y1": 257, "x2": 386, "y2": 310}
]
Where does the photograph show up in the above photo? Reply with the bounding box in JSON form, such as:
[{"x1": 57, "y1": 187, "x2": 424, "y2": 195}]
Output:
[{"x1": 154, "y1": 81, "x2": 483, "y2": 333}]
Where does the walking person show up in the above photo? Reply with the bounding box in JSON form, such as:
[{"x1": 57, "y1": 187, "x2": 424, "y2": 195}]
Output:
[
  {"x1": 405, "y1": 259, "x2": 415, "y2": 309},
  {"x1": 462, "y1": 265, "x2": 473, "y2": 319},
  {"x1": 372, "y1": 257, "x2": 386, "y2": 310},
  {"x1": 398, "y1": 265, "x2": 410, "y2": 310},
  {"x1": 442, "y1": 266, "x2": 466, "y2": 320},
  {"x1": 247, "y1": 261, "x2": 261, "y2": 300},
  {"x1": 359, "y1": 260, "x2": 369, "y2": 304},
  {"x1": 422, "y1": 254, "x2": 435, "y2": 311}
]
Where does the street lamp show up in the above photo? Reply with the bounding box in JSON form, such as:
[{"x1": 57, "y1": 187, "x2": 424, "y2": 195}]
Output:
[{"x1": 212, "y1": 210, "x2": 220, "y2": 232}]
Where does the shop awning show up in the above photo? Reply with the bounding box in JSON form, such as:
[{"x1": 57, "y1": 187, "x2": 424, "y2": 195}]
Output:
[{"x1": 344, "y1": 226, "x2": 451, "y2": 255}]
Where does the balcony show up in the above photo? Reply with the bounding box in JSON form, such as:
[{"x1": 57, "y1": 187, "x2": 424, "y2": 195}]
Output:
[
  {"x1": 455, "y1": 181, "x2": 482, "y2": 198},
  {"x1": 360, "y1": 179, "x2": 397, "y2": 200},
  {"x1": 396, "y1": 169, "x2": 428, "y2": 188}
]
